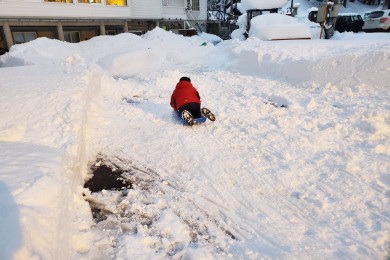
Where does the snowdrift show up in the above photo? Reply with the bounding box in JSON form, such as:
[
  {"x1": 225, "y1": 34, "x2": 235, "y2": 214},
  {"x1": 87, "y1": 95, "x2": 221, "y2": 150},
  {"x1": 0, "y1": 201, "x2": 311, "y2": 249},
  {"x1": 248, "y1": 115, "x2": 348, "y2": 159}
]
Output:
[{"x1": 221, "y1": 37, "x2": 390, "y2": 88}]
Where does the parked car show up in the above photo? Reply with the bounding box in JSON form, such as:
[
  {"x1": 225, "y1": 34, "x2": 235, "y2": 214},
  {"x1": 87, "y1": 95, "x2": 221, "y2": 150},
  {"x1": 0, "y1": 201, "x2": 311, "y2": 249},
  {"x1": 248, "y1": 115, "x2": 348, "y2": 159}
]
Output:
[
  {"x1": 363, "y1": 9, "x2": 390, "y2": 32},
  {"x1": 363, "y1": 11, "x2": 371, "y2": 21},
  {"x1": 335, "y1": 13, "x2": 364, "y2": 32}
]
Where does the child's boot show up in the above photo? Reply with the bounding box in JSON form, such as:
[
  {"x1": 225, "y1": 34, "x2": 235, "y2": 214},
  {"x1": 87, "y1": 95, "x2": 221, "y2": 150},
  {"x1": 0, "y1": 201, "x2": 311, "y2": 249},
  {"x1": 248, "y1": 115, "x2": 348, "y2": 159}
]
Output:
[
  {"x1": 182, "y1": 110, "x2": 194, "y2": 126},
  {"x1": 201, "y1": 108, "x2": 216, "y2": 121}
]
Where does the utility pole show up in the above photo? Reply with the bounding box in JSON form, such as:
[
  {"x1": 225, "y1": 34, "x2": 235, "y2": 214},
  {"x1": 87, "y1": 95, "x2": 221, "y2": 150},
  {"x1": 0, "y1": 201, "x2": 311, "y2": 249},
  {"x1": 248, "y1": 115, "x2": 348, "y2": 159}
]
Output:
[
  {"x1": 320, "y1": 0, "x2": 342, "y2": 39},
  {"x1": 319, "y1": 0, "x2": 329, "y2": 39},
  {"x1": 327, "y1": 0, "x2": 342, "y2": 39}
]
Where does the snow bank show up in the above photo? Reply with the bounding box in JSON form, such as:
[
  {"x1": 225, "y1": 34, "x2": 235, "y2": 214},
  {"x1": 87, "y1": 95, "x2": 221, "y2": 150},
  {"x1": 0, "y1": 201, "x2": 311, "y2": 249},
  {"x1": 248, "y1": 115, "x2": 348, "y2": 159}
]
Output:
[
  {"x1": 0, "y1": 28, "x2": 216, "y2": 77},
  {"x1": 97, "y1": 28, "x2": 212, "y2": 76},
  {"x1": 0, "y1": 142, "x2": 70, "y2": 259},
  {"x1": 220, "y1": 37, "x2": 390, "y2": 88},
  {"x1": 0, "y1": 62, "x2": 115, "y2": 259},
  {"x1": 0, "y1": 28, "x2": 213, "y2": 70},
  {"x1": 198, "y1": 32, "x2": 223, "y2": 45}
]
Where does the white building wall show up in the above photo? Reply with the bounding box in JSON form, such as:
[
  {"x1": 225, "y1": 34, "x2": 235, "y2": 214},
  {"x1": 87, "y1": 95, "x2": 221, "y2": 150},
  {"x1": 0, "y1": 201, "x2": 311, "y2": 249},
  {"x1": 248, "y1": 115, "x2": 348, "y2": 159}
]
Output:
[
  {"x1": 129, "y1": 0, "x2": 162, "y2": 19},
  {"x1": 160, "y1": 0, "x2": 207, "y2": 20},
  {"x1": 0, "y1": 0, "x2": 206, "y2": 21},
  {"x1": 161, "y1": 0, "x2": 186, "y2": 19},
  {"x1": 0, "y1": 1, "x2": 131, "y2": 19},
  {"x1": 199, "y1": 0, "x2": 207, "y2": 20},
  {"x1": 161, "y1": 7, "x2": 187, "y2": 20}
]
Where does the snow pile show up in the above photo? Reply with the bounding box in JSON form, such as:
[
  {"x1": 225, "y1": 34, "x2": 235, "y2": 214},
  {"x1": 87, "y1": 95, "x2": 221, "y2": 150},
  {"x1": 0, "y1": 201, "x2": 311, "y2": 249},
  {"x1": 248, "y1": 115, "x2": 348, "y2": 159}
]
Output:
[
  {"x1": 220, "y1": 36, "x2": 390, "y2": 87},
  {"x1": 0, "y1": 3, "x2": 390, "y2": 259},
  {"x1": 230, "y1": 13, "x2": 248, "y2": 40},
  {"x1": 0, "y1": 64, "x2": 98, "y2": 259},
  {"x1": 97, "y1": 28, "x2": 212, "y2": 76},
  {"x1": 249, "y1": 13, "x2": 312, "y2": 40},
  {"x1": 198, "y1": 32, "x2": 223, "y2": 45},
  {"x1": 0, "y1": 28, "x2": 212, "y2": 72}
]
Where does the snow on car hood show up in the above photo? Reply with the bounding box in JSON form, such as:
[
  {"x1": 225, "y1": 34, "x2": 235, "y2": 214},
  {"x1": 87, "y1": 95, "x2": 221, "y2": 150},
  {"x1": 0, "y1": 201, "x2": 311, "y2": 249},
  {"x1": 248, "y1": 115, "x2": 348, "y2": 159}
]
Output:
[{"x1": 249, "y1": 13, "x2": 312, "y2": 40}]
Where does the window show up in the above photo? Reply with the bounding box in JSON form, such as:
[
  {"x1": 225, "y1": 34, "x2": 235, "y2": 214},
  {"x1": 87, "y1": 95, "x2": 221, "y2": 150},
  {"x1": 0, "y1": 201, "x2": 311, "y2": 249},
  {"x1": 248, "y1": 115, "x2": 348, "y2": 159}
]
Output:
[
  {"x1": 351, "y1": 15, "x2": 362, "y2": 21},
  {"x1": 368, "y1": 11, "x2": 384, "y2": 18},
  {"x1": 13, "y1": 32, "x2": 37, "y2": 44},
  {"x1": 192, "y1": 0, "x2": 199, "y2": 11},
  {"x1": 106, "y1": 0, "x2": 127, "y2": 5},
  {"x1": 64, "y1": 31, "x2": 80, "y2": 43},
  {"x1": 44, "y1": 0, "x2": 73, "y2": 3},
  {"x1": 187, "y1": 0, "x2": 199, "y2": 11}
]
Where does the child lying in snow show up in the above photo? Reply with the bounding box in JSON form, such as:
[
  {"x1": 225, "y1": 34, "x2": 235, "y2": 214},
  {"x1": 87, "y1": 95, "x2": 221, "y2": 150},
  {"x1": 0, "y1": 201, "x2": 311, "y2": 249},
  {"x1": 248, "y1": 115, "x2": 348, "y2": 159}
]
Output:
[{"x1": 170, "y1": 76, "x2": 215, "y2": 126}]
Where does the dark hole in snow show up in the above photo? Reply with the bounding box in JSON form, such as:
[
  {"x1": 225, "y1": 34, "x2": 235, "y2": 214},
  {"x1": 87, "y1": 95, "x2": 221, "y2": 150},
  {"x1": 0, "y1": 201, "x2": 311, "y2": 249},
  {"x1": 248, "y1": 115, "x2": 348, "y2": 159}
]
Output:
[{"x1": 84, "y1": 164, "x2": 132, "y2": 192}]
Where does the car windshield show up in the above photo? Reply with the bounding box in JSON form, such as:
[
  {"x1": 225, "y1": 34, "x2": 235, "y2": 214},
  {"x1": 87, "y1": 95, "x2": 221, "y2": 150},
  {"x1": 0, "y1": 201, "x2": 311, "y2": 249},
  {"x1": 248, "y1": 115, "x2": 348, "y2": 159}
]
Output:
[{"x1": 368, "y1": 11, "x2": 384, "y2": 18}]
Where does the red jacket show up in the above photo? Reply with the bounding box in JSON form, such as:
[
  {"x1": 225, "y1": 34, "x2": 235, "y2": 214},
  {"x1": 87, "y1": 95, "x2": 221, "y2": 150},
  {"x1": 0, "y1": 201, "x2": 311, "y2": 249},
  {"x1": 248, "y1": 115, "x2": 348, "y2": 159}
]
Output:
[{"x1": 170, "y1": 81, "x2": 201, "y2": 111}]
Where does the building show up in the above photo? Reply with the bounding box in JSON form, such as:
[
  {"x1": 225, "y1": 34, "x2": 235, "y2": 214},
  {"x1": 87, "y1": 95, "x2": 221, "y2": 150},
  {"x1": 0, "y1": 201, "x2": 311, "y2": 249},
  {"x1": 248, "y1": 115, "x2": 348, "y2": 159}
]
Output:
[{"x1": 0, "y1": 0, "x2": 207, "y2": 51}]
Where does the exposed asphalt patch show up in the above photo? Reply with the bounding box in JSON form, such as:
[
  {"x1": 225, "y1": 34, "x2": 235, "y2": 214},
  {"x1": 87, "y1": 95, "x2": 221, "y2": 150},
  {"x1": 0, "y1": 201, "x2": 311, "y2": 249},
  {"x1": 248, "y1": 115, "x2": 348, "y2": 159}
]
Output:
[
  {"x1": 84, "y1": 162, "x2": 133, "y2": 222},
  {"x1": 84, "y1": 164, "x2": 132, "y2": 192}
]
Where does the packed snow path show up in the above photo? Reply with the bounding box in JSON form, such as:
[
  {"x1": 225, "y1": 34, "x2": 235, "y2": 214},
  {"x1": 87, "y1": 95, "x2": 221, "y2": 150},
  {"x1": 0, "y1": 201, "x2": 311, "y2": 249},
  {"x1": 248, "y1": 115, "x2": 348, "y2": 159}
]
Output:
[
  {"x1": 0, "y1": 28, "x2": 389, "y2": 259},
  {"x1": 83, "y1": 68, "x2": 389, "y2": 259}
]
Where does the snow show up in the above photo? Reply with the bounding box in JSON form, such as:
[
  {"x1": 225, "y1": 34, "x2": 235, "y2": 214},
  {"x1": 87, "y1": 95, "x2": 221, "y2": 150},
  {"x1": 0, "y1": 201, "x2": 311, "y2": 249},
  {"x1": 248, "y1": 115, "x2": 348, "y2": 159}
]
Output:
[
  {"x1": 1, "y1": 1, "x2": 390, "y2": 259},
  {"x1": 249, "y1": 13, "x2": 312, "y2": 40},
  {"x1": 233, "y1": 1, "x2": 312, "y2": 41}
]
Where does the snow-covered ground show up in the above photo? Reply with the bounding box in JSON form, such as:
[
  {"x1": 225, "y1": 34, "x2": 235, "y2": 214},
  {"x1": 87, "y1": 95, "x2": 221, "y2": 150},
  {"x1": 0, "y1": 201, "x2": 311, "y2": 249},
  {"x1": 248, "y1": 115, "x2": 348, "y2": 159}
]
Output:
[{"x1": 1, "y1": 1, "x2": 389, "y2": 259}]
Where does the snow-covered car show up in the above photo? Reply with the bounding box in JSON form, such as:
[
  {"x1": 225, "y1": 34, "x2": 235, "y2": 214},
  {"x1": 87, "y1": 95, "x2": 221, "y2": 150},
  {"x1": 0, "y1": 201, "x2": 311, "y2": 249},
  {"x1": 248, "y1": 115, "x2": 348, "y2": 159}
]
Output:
[
  {"x1": 335, "y1": 13, "x2": 364, "y2": 33},
  {"x1": 231, "y1": 0, "x2": 310, "y2": 41},
  {"x1": 362, "y1": 9, "x2": 390, "y2": 32},
  {"x1": 232, "y1": 0, "x2": 311, "y2": 41},
  {"x1": 249, "y1": 13, "x2": 311, "y2": 40}
]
